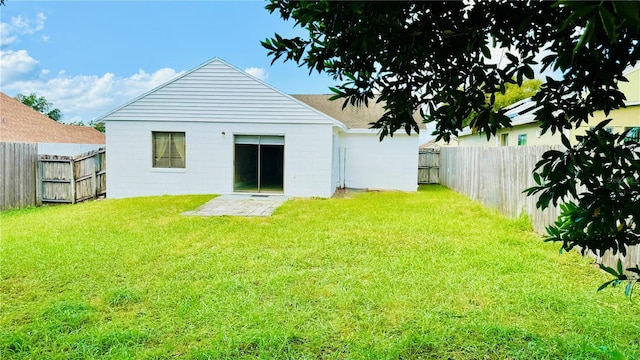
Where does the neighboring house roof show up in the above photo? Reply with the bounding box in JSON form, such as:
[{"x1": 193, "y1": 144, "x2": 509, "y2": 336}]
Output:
[
  {"x1": 0, "y1": 92, "x2": 105, "y2": 144},
  {"x1": 503, "y1": 97, "x2": 539, "y2": 126},
  {"x1": 292, "y1": 94, "x2": 425, "y2": 130},
  {"x1": 457, "y1": 98, "x2": 540, "y2": 138},
  {"x1": 419, "y1": 138, "x2": 458, "y2": 149}
]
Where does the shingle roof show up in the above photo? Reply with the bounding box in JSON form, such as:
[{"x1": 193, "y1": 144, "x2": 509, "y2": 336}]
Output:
[
  {"x1": 0, "y1": 92, "x2": 105, "y2": 144},
  {"x1": 292, "y1": 94, "x2": 424, "y2": 129}
]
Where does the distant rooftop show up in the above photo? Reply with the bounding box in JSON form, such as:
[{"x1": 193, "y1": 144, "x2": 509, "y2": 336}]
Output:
[
  {"x1": 292, "y1": 94, "x2": 424, "y2": 130},
  {"x1": 0, "y1": 92, "x2": 105, "y2": 144}
]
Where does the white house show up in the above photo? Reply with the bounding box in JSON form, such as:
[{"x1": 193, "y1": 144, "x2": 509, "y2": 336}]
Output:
[{"x1": 98, "y1": 58, "x2": 419, "y2": 198}]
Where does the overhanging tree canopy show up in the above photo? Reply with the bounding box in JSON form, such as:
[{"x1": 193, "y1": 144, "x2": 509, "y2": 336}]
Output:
[{"x1": 263, "y1": 0, "x2": 640, "y2": 291}]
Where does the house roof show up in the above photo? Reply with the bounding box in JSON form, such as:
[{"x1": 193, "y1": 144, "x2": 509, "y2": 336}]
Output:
[
  {"x1": 291, "y1": 94, "x2": 425, "y2": 130},
  {"x1": 0, "y1": 92, "x2": 105, "y2": 144},
  {"x1": 419, "y1": 138, "x2": 458, "y2": 149},
  {"x1": 96, "y1": 58, "x2": 345, "y2": 129},
  {"x1": 503, "y1": 97, "x2": 539, "y2": 126}
]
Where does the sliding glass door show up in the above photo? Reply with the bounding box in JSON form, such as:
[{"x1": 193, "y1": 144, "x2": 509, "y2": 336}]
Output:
[{"x1": 234, "y1": 135, "x2": 284, "y2": 193}]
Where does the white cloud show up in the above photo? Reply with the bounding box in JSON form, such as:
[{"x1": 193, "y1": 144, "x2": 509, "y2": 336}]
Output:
[
  {"x1": 0, "y1": 23, "x2": 17, "y2": 45},
  {"x1": 244, "y1": 67, "x2": 268, "y2": 81},
  {"x1": 0, "y1": 12, "x2": 47, "y2": 46},
  {"x1": 0, "y1": 49, "x2": 39, "y2": 82},
  {"x1": 0, "y1": 12, "x2": 186, "y2": 123},
  {"x1": 3, "y1": 67, "x2": 184, "y2": 122}
]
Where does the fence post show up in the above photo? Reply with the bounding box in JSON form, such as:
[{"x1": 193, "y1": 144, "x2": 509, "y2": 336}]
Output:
[
  {"x1": 70, "y1": 158, "x2": 76, "y2": 204},
  {"x1": 35, "y1": 158, "x2": 41, "y2": 206},
  {"x1": 92, "y1": 156, "x2": 97, "y2": 199}
]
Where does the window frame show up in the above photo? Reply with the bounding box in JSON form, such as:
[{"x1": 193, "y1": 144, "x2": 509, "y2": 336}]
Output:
[
  {"x1": 152, "y1": 131, "x2": 186, "y2": 169},
  {"x1": 624, "y1": 127, "x2": 640, "y2": 143},
  {"x1": 517, "y1": 133, "x2": 527, "y2": 146},
  {"x1": 500, "y1": 133, "x2": 509, "y2": 146}
]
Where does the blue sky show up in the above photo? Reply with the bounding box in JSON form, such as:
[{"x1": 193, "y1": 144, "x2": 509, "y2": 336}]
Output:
[{"x1": 1, "y1": 1, "x2": 338, "y2": 123}]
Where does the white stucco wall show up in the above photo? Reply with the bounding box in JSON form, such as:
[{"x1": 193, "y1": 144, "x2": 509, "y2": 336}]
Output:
[
  {"x1": 339, "y1": 131, "x2": 419, "y2": 192},
  {"x1": 102, "y1": 58, "x2": 420, "y2": 198},
  {"x1": 38, "y1": 143, "x2": 104, "y2": 156},
  {"x1": 106, "y1": 121, "x2": 336, "y2": 198}
]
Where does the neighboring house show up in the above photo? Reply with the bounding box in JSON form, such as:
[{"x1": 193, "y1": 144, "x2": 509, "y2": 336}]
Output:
[
  {"x1": 458, "y1": 65, "x2": 640, "y2": 147},
  {"x1": 419, "y1": 138, "x2": 459, "y2": 150},
  {"x1": 98, "y1": 58, "x2": 419, "y2": 198},
  {"x1": 0, "y1": 92, "x2": 105, "y2": 155}
]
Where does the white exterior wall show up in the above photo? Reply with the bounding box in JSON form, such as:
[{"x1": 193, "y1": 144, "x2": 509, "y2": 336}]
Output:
[
  {"x1": 339, "y1": 131, "x2": 419, "y2": 192},
  {"x1": 331, "y1": 128, "x2": 342, "y2": 189},
  {"x1": 102, "y1": 58, "x2": 421, "y2": 198},
  {"x1": 38, "y1": 143, "x2": 104, "y2": 156},
  {"x1": 102, "y1": 58, "x2": 343, "y2": 199},
  {"x1": 106, "y1": 121, "x2": 335, "y2": 198}
]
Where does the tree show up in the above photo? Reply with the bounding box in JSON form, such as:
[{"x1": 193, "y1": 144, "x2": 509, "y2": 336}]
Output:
[
  {"x1": 493, "y1": 79, "x2": 541, "y2": 111},
  {"x1": 464, "y1": 78, "x2": 542, "y2": 128},
  {"x1": 69, "y1": 119, "x2": 106, "y2": 133},
  {"x1": 88, "y1": 120, "x2": 105, "y2": 133},
  {"x1": 15, "y1": 93, "x2": 63, "y2": 122},
  {"x1": 263, "y1": 1, "x2": 640, "y2": 293}
]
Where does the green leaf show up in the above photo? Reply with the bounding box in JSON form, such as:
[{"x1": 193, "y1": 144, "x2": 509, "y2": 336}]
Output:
[
  {"x1": 523, "y1": 65, "x2": 534, "y2": 80},
  {"x1": 561, "y1": 133, "x2": 571, "y2": 149},
  {"x1": 613, "y1": 1, "x2": 640, "y2": 27},
  {"x1": 481, "y1": 45, "x2": 491, "y2": 59},
  {"x1": 533, "y1": 172, "x2": 541, "y2": 185},
  {"x1": 599, "y1": 263, "x2": 620, "y2": 277},
  {"x1": 328, "y1": 87, "x2": 343, "y2": 96},
  {"x1": 573, "y1": 19, "x2": 594, "y2": 59},
  {"x1": 505, "y1": 52, "x2": 519, "y2": 63},
  {"x1": 516, "y1": 70, "x2": 523, "y2": 86},
  {"x1": 599, "y1": 6, "x2": 617, "y2": 42},
  {"x1": 559, "y1": 5, "x2": 598, "y2": 32},
  {"x1": 597, "y1": 279, "x2": 615, "y2": 292},
  {"x1": 626, "y1": 267, "x2": 640, "y2": 275}
]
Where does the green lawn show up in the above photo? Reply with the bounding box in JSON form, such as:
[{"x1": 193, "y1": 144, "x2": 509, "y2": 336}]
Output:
[{"x1": 1, "y1": 186, "x2": 637, "y2": 359}]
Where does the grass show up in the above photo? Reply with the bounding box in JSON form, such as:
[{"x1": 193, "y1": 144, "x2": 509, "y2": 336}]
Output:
[{"x1": 0, "y1": 185, "x2": 637, "y2": 359}]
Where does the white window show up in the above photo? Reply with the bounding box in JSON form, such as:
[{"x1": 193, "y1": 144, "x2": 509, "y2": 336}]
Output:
[{"x1": 152, "y1": 132, "x2": 185, "y2": 168}]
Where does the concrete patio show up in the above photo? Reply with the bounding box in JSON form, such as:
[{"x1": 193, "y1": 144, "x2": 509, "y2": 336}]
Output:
[{"x1": 181, "y1": 194, "x2": 289, "y2": 217}]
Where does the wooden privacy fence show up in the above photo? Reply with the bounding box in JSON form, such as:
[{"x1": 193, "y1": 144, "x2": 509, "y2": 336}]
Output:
[
  {"x1": 439, "y1": 145, "x2": 638, "y2": 274},
  {"x1": 1, "y1": 142, "x2": 38, "y2": 211},
  {"x1": 418, "y1": 148, "x2": 440, "y2": 184},
  {"x1": 38, "y1": 148, "x2": 106, "y2": 204}
]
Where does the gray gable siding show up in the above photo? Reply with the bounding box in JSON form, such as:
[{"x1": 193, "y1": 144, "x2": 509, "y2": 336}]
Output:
[{"x1": 100, "y1": 59, "x2": 342, "y2": 126}]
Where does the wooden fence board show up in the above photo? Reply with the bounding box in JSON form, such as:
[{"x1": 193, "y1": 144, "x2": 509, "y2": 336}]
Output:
[
  {"x1": 439, "y1": 145, "x2": 638, "y2": 274},
  {"x1": 2, "y1": 145, "x2": 105, "y2": 210},
  {"x1": 38, "y1": 148, "x2": 106, "y2": 204},
  {"x1": 1, "y1": 142, "x2": 38, "y2": 211},
  {"x1": 418, "y1": 149, "x2": 440, "y2": 184}
]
